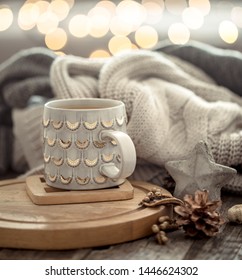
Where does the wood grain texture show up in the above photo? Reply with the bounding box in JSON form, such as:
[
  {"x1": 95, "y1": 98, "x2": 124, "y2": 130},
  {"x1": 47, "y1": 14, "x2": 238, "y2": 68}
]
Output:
[
  {"x1": 26, "y1": 175, "x2": 134, "y2": 205},
  {"x1": 0, "y1": 178, "x2": 171, "y2": 250},
  {"x1": 0, "y1": 177, "x2": 241, "y2": 259}
]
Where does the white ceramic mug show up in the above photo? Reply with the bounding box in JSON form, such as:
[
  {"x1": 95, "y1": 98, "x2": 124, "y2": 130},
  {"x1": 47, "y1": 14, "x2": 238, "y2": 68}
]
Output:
[{"x1": 42, "y1": 98, "x2": 136, "y2": 190}]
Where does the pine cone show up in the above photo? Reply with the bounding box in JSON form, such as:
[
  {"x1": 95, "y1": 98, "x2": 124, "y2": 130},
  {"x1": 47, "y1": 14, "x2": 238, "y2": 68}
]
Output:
[{"x1": 174, "y1": 190, "x2": 224, "y2": 238}]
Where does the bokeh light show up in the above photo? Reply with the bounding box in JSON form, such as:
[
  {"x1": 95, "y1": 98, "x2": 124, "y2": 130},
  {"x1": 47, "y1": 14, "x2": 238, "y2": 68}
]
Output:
[
  {"x1": 135, "y1": 25, "x2": 158, "y2": 49},
  {"x1": 131, "y1": 43, "x2": 139, "y2": 50},
  {"x1": 182, "y1": 7, "x2": 204, "y2": 30},
  {"x1": 142, "y1": 0, "x2": 164, "y2": 3},
  {"x1": 1, "y1": 0, "x2": 242, "y2": 56},
  {"x1": 96, "y1": 1, "x2": 116, "y2": 16},
  {"x1": 110, "y1": 15, "x2": 132, "y2": 36},
  {"x1": 18, "y1": 3, "x2": 39, "y2": 31},
  {"x1": 64, "y1": 0, "x2": 75, "y2": 9},
  {"x1": 45, "y1": 27, "x2": 67, "y2": 50},
  {"x1": 68, "y1": 14, "x2": 90, "y2": 38},
  {"x1": 0, "y1": 7, "x2": 13, "y2": 32},
  {"x1": 36, "y1": 11, "x2": 59, "y2": 34},
  {"x1": 165, "y1": 0, "x2": 187, "y2": 16},
  {"x1": 231, "y1": 7, "x2": 242, "y2": 28},
  {"x1": 35, "y1": 0, "x2": 50, "y2": 14},
  {"x1": 143, "y1": 1, "x2": 164, "y2": 24},
  {"x1": 168, "y1": 22, "x2": 190, "y2": 44},
  {"x1": 116, "y1": 0, "x2": 146, "y2": 32},
  {"x1": 49, "y1": 0, "x2": 70, "y2": 21},
  {"x1": 55, "y1": 51, "x2": 66, "y2": 56},
  {"x1": 89, "y1": 49, "x2": 111, "y2": 58},
  {"x1": 219, "y1": 20, "x2": 238, "y2": 44},
  {"x1": 189, "y1": 0, "x2": 211, "y2": 16},
  {"x1": 88, "y1": 6, "x2": 110, "y2": 38},
  {"x1": 108, "y1": 36, "x2": 132, "y2": 55}
]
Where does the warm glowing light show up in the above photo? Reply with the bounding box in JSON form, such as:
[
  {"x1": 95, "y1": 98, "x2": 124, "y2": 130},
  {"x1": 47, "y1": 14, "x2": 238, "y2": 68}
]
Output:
[
  {"x1": 182, "y1": 7, "x2": 204, "y2": 30},
  {"x1": 0, "y1": 7, "x2": 13, "y2": 32},
  {"x1": 18, "y1": 3, "x2": 39, "y2": 30},
  {"x1": 142, "y1": 0, "x2": 164, "y2": 3},
  {"x1": 231, "y1": 7, "x2": 242, "y2": 28},
  {"x1": 219, "y1": 20, "x2": 238, "y2": 44},
  {"x1": 116, "y1": 0, "x2": 146, "y2": 32},
  {"x1": 131, "y1": 43, "x2": 139, "y2": 50},
  {"x1": 68, "y1": 14, "x2": 90, "y2": 38},
  {"x1": 35, "y1": 0, "x2": 50, "y2": 14},
  {"x1": 108, "y1": 36, "x2": 132, "y2": 55},
  {"x1": 189, "y1": 0, "x2": 210, "y2": 16},
  {"x1": 143, "y1": 1, "x2": 164, "y2": 24},
  {"x1": 135, "y1": 25, "x2": 158, "y2": 49},
  {"x1": 165, "y1": 0, "x2": 187, "y2": 15},
  {"x1": 55, "y1": 51, "x2": 66, "y2": 56},
  {"x1": 110, "y1": 16, "x2": 132, "y2": 36},
  {"x1": 88, "y1": 7, "x2": 110, "y2": 38},
  {"x1": 168, "y1": 22, "x2": 190, "y2": 44},
  {"x1": 63, "y1": 0, "x2": 75, "y2": 9},
  {"x1": 89, "y1": 49, "x2": 111, "y2": 58},
  {"x1": 37, "y1": 11, "x2": 59, "y2": 34},
  {"x1": 96, "y1": 1, "x2": 116, "y2": 16},
  {"x1": 45, "y1": 27, "x2": 67, "y2": 50},
  {"x1": 49, "y1": 0, "x2": 70, "y2": 21}
]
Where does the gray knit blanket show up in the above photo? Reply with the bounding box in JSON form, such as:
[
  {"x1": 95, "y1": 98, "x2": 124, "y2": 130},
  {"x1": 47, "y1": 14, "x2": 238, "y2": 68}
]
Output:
[
  {"x1": 2, "y1": 41, "x2": 242, "y2": 195},
  {"x1": 0, "y1": 48, "x2": 56, "y2": 174},
  {"x1": 155, "y1": 40, "x2": 242, "y2": 96}
]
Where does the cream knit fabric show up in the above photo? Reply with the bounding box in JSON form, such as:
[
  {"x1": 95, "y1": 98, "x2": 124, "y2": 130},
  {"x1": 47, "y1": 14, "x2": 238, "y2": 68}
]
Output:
[
  {"x1": 13, "y1": 105, "x2": 44, "y2": 170},
  {"x1": 50, "y1": 51, "x2": 242, "y2": 165},
  {"x1": 13, "y1": 50, "x2": 242, "y2": 193}
]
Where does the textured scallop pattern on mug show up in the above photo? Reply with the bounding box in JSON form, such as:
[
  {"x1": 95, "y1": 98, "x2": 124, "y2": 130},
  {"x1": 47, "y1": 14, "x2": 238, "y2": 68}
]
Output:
[{"x1": 42, "y1": 98, "x2": 136, "y2": 190}]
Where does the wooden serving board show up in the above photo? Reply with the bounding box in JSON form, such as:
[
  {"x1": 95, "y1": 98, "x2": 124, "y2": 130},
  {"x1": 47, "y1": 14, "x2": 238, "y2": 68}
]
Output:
[{"x1": 0, "y1": 178, "x2": 172, "y2": 250}]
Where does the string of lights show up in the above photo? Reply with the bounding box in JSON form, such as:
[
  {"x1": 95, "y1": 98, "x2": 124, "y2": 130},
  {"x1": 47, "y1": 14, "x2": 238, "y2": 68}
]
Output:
[{"x1": 0, "y1": 0, "x2": 241, "y2": 58}]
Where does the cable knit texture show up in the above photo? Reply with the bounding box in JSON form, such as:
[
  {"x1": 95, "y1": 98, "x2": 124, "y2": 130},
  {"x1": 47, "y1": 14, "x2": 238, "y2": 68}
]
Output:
[
  {"x1": 0, "y1": 47, "x2": 56, "y2": 108},
  {"x1": 3, "y1": 45, "x2": 242, "y2": 195},
  {"x1": 49, "y1": 50, "x2": 242, "y2": 192},
  {"x1": 155, "y1": 40, "x2": 242, "y2": 96}
]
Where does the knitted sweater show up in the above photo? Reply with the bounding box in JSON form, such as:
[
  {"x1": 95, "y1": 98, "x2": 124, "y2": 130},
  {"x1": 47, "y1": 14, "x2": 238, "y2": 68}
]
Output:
[
  {"x1": 154, "y1": 41, "x2": 242, "y2": 168},
  {"x1": 0, "y1": 47, "x2": 56, "y2": 174},
  {"x1": 50, "y1": 51, "x2": 242, "y2": 166},
  {"x1": 4, "y1": 45, "x2": 242, "y2": 194},
  {"x1": 155, "y1": 40, "x2": 242, "y2": 96}
]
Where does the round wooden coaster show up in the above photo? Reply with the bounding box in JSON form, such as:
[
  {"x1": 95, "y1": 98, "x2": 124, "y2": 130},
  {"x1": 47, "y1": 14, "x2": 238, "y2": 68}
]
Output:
[{"x1": 0, "y1": 178, "x2": 172, "y2": 250}]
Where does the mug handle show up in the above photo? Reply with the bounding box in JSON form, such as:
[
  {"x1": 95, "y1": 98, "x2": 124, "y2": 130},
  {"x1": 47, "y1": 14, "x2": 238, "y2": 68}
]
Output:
[{"x1": 99, "y1": 130, "x2": 136, "y2": 179}]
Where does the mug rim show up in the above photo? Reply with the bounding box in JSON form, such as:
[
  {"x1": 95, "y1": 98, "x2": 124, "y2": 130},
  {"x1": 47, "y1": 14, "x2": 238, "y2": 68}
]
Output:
[{"x1": 45, "y1": 98, "x2": 124, "y2": 112}]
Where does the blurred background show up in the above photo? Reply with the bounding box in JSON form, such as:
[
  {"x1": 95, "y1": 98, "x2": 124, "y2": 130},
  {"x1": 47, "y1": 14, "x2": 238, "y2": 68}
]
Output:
[{"x1": 0, "y1": 0, "x2": 242, "y2": 62}]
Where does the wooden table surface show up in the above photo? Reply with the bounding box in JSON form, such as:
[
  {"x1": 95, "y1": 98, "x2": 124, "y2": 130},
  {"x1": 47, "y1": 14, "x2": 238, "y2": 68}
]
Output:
[{"x1": 0, "y1": 174, "x2": 241, "y2": 260}]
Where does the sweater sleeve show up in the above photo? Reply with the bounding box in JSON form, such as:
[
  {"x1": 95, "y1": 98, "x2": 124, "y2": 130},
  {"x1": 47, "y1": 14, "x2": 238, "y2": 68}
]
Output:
[{"x1": 155, "y1": 39, "x2": 242, "y2": 97}]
